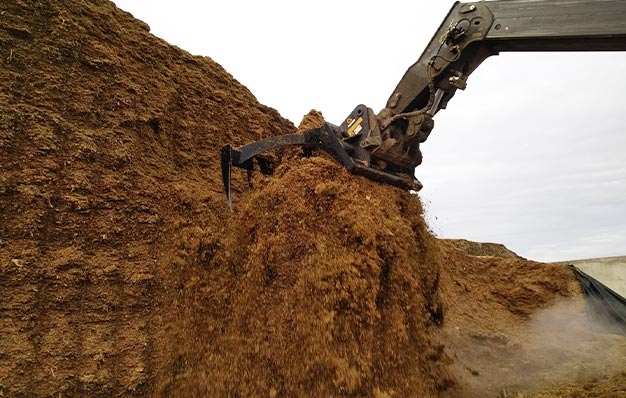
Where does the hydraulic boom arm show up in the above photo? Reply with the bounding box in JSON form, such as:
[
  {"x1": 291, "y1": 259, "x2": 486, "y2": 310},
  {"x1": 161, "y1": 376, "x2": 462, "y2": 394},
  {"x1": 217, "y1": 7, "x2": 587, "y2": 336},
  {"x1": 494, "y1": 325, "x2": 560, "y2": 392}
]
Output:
[
  {"x1": 221, "y1": 0, "x2": 626, "y2": 207},
  {"x1": 379, "y1": 0, "x2": 626, "y2": 170}
]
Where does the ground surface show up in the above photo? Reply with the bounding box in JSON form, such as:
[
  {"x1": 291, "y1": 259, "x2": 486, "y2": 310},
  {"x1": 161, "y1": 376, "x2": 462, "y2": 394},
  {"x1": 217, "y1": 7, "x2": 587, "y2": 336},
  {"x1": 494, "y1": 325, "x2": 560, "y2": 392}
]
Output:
[{"x1": 1, "y1": 1, "x2": 625, "y2": 397}]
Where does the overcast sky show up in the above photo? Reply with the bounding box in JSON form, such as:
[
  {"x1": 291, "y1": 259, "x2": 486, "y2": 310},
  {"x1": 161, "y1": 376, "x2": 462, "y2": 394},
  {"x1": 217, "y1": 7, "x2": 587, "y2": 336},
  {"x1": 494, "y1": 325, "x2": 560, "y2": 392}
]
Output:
[{"x1": 111, "y1": 0, "x2": 626, "y2": 262}]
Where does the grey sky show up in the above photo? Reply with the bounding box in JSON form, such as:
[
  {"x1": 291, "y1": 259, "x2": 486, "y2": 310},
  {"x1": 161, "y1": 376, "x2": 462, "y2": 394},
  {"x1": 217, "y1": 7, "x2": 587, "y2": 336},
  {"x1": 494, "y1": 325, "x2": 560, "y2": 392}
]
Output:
[{"x1": 111, "y1": 0, "x2": 626, "y2": 262}]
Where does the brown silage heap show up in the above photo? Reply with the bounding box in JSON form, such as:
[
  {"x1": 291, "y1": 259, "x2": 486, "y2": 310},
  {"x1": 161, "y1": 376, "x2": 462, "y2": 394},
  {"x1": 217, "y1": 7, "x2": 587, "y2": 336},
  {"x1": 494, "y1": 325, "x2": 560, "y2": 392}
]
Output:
[
  {"x1": 2, "y1": 1, "x2": 626, "y2": 397},
  {"x1": 196, "y1": 155, "x2": 453, "y2": 397}
]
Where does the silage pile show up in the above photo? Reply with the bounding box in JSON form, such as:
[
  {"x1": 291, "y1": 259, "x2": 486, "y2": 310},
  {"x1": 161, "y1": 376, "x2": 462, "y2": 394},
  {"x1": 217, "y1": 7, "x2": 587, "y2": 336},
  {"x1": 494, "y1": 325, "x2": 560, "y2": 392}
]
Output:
[
  {"x1": 197, "y1": 154, "x2": 453, "y2": 397},
  {"x1": 1, "y1": 1, "x2": 626, "y2": 397},
  {"x1": 0, "y1": 0, "x2": 291, "y2": 395}
]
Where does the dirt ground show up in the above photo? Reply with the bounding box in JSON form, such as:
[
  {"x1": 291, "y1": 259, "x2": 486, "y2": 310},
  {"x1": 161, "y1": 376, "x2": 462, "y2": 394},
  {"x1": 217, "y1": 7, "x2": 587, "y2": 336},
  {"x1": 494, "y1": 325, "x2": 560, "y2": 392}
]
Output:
[{"x1": 1, "y1": 1, "x2": 625, "y2": 397}]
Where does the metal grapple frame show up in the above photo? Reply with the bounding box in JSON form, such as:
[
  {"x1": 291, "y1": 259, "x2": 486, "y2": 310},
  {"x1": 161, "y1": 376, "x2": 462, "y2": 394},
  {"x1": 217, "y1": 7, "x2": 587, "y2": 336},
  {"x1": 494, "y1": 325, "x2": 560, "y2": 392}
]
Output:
[{"x1": 221, "y1": 114, "x2": 423, "y2": 209}]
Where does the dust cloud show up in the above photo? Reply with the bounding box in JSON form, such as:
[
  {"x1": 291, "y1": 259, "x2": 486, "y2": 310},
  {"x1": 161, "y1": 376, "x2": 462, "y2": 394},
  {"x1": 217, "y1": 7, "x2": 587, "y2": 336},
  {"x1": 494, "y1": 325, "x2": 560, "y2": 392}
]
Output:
[
  {"x1": 458, "y1": 298, "x2": 626, "y2": 396},
  {"x1": 522, "y1": 299, "x2": 626, "y2": 388}
]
